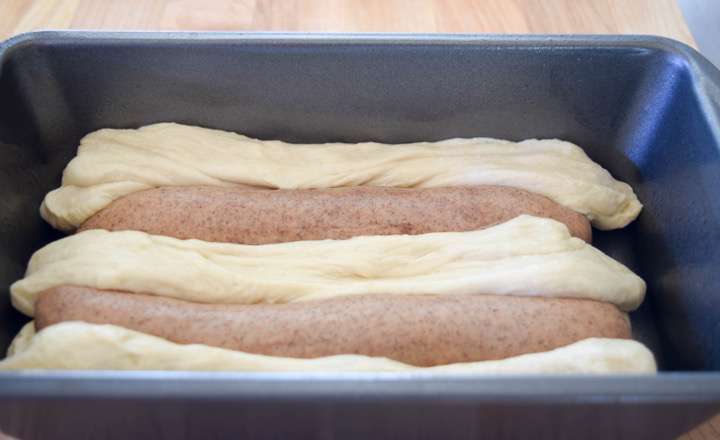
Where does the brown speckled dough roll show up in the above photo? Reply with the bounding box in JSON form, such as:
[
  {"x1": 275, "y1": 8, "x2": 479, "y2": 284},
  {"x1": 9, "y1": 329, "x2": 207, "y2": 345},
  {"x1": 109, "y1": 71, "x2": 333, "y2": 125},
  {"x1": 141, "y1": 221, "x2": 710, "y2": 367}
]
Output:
[
  {"x1": 35, "y1": 286, "x2": 629, "y2": 366},
  {"x1": 79, "y1": 185, "x2": 592, "y2": 243}
]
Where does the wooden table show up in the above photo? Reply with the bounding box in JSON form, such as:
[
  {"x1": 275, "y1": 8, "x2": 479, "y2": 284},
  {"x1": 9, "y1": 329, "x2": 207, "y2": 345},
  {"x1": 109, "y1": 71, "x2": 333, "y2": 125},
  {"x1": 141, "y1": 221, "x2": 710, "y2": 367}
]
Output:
[
  {"x1": 1, "y1": 0, "x2": 696, "y2": 46},
  {"x1": 0, "y1": 1, "x2": 714, "y2": 439}
]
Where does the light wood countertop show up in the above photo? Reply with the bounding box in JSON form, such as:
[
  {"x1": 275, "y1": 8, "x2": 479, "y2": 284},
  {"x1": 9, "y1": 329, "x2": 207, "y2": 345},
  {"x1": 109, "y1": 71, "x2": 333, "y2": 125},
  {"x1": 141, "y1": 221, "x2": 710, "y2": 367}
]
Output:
[{"x1": 1, "y1": 0, "x2": 696, "y2": 46}]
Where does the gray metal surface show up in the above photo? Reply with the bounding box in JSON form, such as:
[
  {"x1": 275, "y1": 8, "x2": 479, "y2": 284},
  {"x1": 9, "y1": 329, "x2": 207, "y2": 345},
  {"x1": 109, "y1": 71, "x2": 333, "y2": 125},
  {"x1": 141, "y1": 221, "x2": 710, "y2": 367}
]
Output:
[{"x1": 0, "y1": 32, "x2": 720, "y2": 439}]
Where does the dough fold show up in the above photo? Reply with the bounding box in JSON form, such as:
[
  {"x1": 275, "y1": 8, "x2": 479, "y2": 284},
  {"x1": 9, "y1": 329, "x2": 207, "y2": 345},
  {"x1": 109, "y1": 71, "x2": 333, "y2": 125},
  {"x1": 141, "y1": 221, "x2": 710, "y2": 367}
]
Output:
[
  {"x1": 0, "y1": 322, "x2": 657, "y2": 374},
  {"x1": 11, "y1": 215, "x2": 646, "y2": 316},
  {"x1": 40, "y1": 123, "x2": 642, "y2": 231}
]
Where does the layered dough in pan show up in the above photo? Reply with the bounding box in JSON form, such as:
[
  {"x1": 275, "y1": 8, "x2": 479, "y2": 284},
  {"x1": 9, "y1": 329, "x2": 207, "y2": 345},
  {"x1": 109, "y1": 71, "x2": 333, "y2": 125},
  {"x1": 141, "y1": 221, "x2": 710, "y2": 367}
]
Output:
[
  {"x1": 2, "y1": 124, "x2": 653, "y2": 373},
  {"x1": 2, "y1": 216, "x2": 652, "y2": 373},
  {"x1": 41, "y1": 123, "x2": 641, "y2": 231}
]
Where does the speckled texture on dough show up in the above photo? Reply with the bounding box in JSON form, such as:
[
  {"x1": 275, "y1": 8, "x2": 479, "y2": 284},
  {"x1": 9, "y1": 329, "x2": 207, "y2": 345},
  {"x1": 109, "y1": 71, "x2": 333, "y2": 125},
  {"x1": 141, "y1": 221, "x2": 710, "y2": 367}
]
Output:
[
  {"x1": 10, "y1": 216, "x2": 646, "y2": 316},
  {"x1": 80, "y1": 185, "x2": 592, "y2": 243},
  {"x1": 0, "y1": 322, "x2": 656, "y2": 374},
  {"x1": 40, "y1": 123, "x2": 642, "y2": 231},
  {"x1": 35, "y1": 286, "x2": 630, "y2": 366}
]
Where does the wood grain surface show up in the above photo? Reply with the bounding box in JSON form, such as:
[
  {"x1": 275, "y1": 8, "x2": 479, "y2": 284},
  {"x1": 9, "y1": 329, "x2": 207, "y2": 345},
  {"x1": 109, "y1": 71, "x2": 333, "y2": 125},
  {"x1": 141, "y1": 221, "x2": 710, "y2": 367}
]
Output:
[
  {"x1": 0, "y1": 0, "x2": 696, "y2": 46},
  {"x1": 0, "y1": 0, "x2": 714, "y2": 439}
]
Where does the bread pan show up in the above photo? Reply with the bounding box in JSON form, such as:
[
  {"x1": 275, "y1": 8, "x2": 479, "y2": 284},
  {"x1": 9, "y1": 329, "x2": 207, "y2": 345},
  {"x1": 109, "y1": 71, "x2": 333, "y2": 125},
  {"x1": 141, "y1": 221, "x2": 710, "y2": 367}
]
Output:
[{"x1": 0, "y1": 32, "x2": 719, "y2": 439}]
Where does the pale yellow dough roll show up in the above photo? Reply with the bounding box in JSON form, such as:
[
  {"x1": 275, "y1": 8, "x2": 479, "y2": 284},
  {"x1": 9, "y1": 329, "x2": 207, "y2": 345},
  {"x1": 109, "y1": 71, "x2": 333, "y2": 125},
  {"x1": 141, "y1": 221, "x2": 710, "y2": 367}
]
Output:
[
  {"x1": 0, "y1": 322, "x2": 656, "y2": 374},
  {"x1": 40, "y1": 123, "x2": 642, "y2": 231},
  {"x1": 11, "y1": 216, "x2": 646, "y2": 316}
]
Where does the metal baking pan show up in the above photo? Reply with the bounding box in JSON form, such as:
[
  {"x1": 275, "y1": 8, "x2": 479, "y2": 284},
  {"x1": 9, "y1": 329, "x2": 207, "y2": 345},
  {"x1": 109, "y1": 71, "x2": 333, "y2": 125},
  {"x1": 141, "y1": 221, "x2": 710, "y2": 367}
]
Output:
[{"x1": 1, "y1": 32, "x2": 719, "y2": 439}]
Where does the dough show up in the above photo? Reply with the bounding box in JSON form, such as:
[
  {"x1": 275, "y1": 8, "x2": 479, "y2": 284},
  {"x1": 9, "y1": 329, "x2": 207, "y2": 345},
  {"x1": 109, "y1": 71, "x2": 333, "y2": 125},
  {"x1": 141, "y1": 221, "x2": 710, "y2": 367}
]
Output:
[
  {"x1": 6, "y1": 321, "x2": 35, "y2": 357},
  {"x1": 11, "y1": 215, "x2": 646, "y2": 316},
  {"x1": 0, "y1": 322, "x2": 657, "y2": 374},
  {"x1": 41, "y1": 123, "x2": 642, "y2": 231},
  {"x1": 78, "y1": 185, "x2": 593, "y2": 243},
  {"x1": 34, "y1": 287, "x2": 632, "y2": 366}
]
